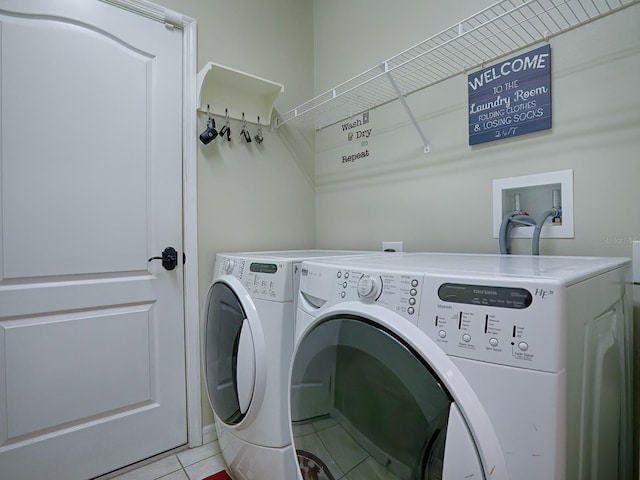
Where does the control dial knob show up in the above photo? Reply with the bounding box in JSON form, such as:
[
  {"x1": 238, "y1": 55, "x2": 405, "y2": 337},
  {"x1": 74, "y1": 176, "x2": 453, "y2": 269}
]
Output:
[
  {"x1": 224, "y1": 259, "x2": 235, "y2": 274},
  {"x1": 357, "y1": 274, "x2": 381, "y2": 299}
]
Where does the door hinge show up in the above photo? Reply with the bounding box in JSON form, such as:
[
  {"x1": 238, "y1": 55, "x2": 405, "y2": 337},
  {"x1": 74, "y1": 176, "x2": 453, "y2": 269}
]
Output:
[{"x1": 164, "y1": 8, "x2": 183, "y2": 29}]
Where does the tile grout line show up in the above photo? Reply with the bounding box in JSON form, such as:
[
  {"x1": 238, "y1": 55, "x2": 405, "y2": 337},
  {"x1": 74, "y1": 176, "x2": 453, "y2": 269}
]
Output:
[
  {"x1": 154, "y1": 462, "x2": 187, "y2": 480},
  {"x1": 153, "y1": 441, "x2": 226, "y2": 480}
]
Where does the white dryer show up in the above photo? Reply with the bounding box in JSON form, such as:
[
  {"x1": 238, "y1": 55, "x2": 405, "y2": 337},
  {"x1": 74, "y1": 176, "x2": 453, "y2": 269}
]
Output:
[
  {"x1": 290, "y1": 253, "x2": 633, "y2": 480},
  {"x1": 203, "y1": 250, "x2": 378, "y2": 480}
]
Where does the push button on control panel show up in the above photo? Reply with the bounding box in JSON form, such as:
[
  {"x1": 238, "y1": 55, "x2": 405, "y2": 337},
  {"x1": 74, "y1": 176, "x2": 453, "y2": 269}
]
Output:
[{"x1": 518, "y1": 341, "x2": 529, "y2": 352}]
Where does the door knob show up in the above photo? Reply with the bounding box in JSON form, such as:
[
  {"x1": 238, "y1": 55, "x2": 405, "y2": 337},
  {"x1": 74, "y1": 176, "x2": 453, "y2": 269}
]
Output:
[{"x1": 148, "y1": 247, "x2": 178, "y2": 271}]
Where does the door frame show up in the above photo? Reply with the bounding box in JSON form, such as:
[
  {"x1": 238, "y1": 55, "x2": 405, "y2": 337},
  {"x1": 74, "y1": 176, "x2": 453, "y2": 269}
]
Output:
[{"x1": 100, "y1": 0, "x2": 202, "y2": 448}]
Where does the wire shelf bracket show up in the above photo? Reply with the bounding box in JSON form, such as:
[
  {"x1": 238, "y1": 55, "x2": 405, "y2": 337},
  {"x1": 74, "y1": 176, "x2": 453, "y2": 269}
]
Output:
[
  {"x1": 382, "y1": 62, "x2": 431, "y2": 154},
  {"x1": 274, "y1": 0, "x2": 639, "y2": 146}
]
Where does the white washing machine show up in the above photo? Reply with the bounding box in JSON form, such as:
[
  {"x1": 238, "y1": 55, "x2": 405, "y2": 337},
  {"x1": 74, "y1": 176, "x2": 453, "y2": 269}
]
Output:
[
  {"x1": 203, "y1": 250, "x2": 380, "y2": 479},
  {"x1": 290, "y1": 253, "x2": 633, "y2": 480}
]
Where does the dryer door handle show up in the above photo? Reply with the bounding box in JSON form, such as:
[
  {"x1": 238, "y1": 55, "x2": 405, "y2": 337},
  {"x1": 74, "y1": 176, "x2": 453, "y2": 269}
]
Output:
[{"x1": 236, "y1": 319, "x2": 256, "y2": 414}]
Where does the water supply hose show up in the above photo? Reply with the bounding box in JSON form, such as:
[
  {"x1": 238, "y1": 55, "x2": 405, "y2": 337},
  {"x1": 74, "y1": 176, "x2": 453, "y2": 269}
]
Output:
[
  {"x1": 532, "y1": 208, "x2": 560, "y2": 255},
  {"x1": 499, "y1": 213, "x2": 536, "y2": 254}
]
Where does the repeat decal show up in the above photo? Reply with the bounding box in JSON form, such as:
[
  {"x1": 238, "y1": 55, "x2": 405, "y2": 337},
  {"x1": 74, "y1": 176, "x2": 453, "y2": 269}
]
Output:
[
  {"x1": 340, "y1": 111, "x2": 371, "y2": 164},
  {"x1": 468, "y1": 45, "x2": 552, "y2": 145}
]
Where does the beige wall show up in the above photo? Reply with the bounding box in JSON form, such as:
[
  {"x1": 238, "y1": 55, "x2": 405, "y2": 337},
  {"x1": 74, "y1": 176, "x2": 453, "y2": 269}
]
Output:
[
  {"x1": 313, "y1": 0, "x2": 640, "y2": 259},
  {"x1": 158, "y1": 0, "x2": 316, "y2": 426}
]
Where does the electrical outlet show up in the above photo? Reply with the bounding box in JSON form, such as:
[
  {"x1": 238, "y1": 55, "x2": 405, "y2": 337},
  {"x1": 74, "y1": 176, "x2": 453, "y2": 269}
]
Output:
[{"x1": 382, "y1": 241, "x2": 403, "y2": 252}]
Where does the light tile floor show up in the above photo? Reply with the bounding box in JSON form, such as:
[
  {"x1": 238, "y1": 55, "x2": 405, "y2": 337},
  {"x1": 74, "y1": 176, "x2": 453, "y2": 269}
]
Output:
[
  {"x1": 293, "y1": 416, "x2": 403, "y2": 480},
  {"x1": 108, "y1": 415, "x2": 404, "y2": 480},
  {"x1": 108, "y1": 438, "x2": 229, "y2": 480}
]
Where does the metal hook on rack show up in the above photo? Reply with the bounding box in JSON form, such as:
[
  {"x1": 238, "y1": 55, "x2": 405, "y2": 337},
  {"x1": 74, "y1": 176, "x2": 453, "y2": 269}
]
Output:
[
  {"x1": 254, "y1": 116, "x2": 264, "y2": 144},
  {"x1": 199, "y1": 104, "x2": 218, "y2": 144},
  {"x1": 239, "y1": 112, "x2": 251, "y2": 143},
  {"x1": 219, "y1": 108, "x2": 231, "y2": 141}
]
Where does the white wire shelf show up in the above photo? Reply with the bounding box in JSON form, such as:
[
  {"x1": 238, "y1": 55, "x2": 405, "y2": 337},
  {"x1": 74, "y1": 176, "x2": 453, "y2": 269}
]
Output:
[{"x1": 275, "y1": 0, "x2": 639, "y2": 131}]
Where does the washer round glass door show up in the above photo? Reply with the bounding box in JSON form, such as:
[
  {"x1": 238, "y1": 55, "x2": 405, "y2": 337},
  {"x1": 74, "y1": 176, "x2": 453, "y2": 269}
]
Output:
[
  {"x1": 290, "y1": 309, "x2": 507, "y2": 480},
  {"x1": 204, "y1": 278, "x2": 264, "y2": 426}
]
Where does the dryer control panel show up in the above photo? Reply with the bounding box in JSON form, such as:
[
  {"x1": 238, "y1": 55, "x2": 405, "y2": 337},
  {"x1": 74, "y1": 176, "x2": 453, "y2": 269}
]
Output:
[
  {"x1": 214, "y1": 255, "x2": 294, "y2": 302},
  {"x1": 419, "y1": 275, "x2": 564, "y2": 373}
]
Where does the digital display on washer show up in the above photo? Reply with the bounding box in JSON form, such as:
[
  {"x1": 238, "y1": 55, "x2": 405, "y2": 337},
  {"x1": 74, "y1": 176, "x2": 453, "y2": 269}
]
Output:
[
  {"x1": 438, "y1": 283, "x2": 532, "y2": 309},
  {"x1": 249, "y1": 262, "x2": 278, "y2": 274}
]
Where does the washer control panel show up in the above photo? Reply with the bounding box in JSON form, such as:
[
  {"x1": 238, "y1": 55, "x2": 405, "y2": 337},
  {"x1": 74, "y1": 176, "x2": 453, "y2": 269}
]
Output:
[
  {"x1": 328, "y1": 267, "x2": 424, "y2": 323},
  {"x1": 214, "y1": 255, "x2": 294, "y2": 302},
  {"x1": 419, "y1": 275, "x2": 563, "y2": 372},
  {"x1": 299, "y1": 263, "x2": 564, "y2": 372}
]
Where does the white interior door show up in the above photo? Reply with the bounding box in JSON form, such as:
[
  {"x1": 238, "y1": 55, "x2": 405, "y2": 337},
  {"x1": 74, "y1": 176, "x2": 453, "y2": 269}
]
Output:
[{"x1": 0, "y1": 1, "x2": 187, "y2": 478}]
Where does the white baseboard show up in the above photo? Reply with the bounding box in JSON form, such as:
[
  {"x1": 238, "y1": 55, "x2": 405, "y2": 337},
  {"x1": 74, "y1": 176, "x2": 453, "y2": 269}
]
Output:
[{"x1": 203, "y1": 423, "x2": 218, "y2": 444}]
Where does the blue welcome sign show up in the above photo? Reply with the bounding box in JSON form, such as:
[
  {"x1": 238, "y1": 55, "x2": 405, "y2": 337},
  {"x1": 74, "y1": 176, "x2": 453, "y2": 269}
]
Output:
[{"x1": 468, "y1": 44, "x2": 551, "y2": 145}]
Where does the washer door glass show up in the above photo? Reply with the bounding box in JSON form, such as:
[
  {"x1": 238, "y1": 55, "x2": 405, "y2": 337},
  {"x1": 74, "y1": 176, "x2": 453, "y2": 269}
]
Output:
[
  {"x1": 204, "y1": 281, "x2": 256, "y2": 425},
  {"x1": 290, "y1": 315, "x2": 480, "y2": 480}
]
